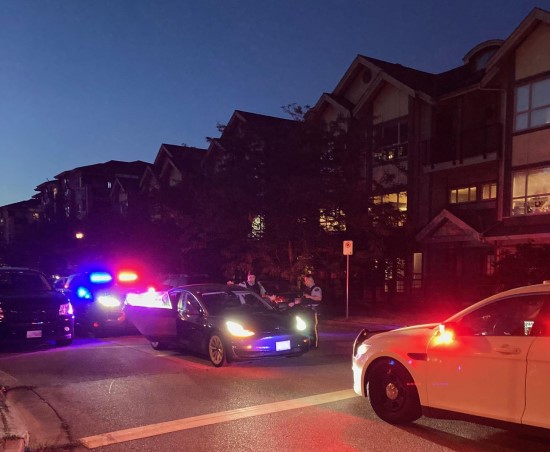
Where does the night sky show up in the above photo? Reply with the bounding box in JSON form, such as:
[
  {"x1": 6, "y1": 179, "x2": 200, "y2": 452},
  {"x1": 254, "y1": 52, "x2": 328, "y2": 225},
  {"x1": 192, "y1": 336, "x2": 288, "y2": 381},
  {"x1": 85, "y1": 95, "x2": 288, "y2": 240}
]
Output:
[{"x1": 1, "y1": 0, "x2": 549, "y2": 206}]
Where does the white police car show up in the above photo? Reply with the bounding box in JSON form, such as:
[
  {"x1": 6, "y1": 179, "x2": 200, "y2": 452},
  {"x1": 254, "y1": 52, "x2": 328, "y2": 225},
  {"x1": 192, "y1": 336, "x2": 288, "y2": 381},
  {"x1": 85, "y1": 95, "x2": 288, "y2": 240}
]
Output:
[{"x1": 352, "y1": 282, "x2": 550, "y2": 430}]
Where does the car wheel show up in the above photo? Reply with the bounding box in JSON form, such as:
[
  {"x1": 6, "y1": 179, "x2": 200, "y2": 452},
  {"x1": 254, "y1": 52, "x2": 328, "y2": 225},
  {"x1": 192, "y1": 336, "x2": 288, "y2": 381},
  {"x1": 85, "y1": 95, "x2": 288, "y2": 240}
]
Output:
[
  {"x1": 150, "y1": 341, "x2": 168, "y2": 350},
  {"x1": 55, "y1": 338, "x2": 73, "y2": 347},
  {"x1": 208, "y1": 333, "x2": 228, "y2": 367},
  {"x1": 367, "y1": 359, "x2": 421, "y2": 424}
]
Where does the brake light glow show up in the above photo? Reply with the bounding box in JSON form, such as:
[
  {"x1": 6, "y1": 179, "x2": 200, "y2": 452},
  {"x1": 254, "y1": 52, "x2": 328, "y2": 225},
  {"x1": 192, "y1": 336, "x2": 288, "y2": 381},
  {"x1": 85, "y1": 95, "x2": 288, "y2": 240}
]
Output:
[
  {"x1": 59, "y1": 302, "x2": 74, "y2": 316},
  {"x1": 118, "y1": 271, "x2": 138, "y2": 282},
  {"x1": 433, "y1": 324, "x2": 455, "y2": 346},
  {"x1": 90, "y1": 272, "x2": 113, "y2": 283}
]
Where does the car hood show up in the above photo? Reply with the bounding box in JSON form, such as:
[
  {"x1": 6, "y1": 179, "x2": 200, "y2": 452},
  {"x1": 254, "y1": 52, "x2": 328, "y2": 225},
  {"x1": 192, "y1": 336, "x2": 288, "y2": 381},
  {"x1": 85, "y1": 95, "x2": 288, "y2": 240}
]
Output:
[
  {"x1": 212, "y1": 309, "x2": 301, "y2": 333},
  {"x1": 0, "y1": 290, "x2": 69, "y2": 309},
  {"x1": 364, "y1": 322, "x2": 439, "y2": 350}
]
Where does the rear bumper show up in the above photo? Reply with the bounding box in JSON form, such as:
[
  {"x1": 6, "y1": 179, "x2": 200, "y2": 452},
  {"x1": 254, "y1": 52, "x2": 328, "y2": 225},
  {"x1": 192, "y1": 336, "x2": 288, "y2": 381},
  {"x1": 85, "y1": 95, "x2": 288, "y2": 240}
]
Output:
[
  {"x1": 73, "y1": 302, "x2": 126, "y2": 330},
  {"x1": 0, "y1": 317, "x2": 74, "y2": 343}
]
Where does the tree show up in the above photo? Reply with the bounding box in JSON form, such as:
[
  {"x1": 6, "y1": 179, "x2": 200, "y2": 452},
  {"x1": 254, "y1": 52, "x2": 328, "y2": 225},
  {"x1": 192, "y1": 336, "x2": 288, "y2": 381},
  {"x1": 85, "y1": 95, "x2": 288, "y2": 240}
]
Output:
[{"x1": 492, "y1": 243, "x2": 550, "y2": 290}]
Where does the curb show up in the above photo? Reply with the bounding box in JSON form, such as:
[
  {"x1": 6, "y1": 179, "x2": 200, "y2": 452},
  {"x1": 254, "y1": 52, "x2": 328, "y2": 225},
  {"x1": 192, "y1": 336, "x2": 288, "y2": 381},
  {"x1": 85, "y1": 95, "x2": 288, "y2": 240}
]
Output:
[
  {"x1": 1, "y1": 388, "x2": 28, "y2": 452},
  {"x1": 2, "y1": 438, "x2": 25, "y2": 452}
]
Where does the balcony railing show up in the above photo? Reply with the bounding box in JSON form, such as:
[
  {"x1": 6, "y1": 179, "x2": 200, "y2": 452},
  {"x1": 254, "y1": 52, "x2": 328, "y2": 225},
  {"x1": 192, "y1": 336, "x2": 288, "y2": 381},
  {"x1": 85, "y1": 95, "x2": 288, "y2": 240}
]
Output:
[{"x1": 422, "y1": 123, "x2": 502, "y2": 166}]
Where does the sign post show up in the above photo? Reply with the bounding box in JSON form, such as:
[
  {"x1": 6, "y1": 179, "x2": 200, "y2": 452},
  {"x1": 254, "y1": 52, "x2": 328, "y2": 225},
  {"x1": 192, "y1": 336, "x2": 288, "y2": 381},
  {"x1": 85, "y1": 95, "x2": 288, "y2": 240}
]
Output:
[{"x1": 343, "y1": 240, "x2": 353, "y2": 319}]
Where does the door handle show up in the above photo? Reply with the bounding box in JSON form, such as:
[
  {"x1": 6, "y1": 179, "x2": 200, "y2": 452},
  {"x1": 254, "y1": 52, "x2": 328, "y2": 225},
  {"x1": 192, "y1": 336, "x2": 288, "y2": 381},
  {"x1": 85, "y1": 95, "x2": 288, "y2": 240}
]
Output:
[{"x1": 494, "y1": 345, "x2": 521, "y2": 355}]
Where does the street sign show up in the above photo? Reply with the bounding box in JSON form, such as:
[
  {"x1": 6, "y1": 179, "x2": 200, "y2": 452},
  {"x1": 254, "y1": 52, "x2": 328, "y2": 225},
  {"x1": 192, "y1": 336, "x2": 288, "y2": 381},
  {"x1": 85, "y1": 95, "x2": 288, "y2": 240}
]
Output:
[{"x1": 343, "y1": 240, "x2": 353, "y2": 255}]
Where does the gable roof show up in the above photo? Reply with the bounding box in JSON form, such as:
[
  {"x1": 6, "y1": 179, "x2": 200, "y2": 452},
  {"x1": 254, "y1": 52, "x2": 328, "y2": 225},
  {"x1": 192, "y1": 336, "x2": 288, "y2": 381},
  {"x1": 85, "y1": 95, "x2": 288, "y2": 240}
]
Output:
[
  {"x1": 416, "y1": 209, "x2": 484, "y2": 244},
  {"x1": 483, "y1": 7, "x2": 550, "y2": 85},
  {"x1": 154, "y1": 143, "x2": 206, "y2": 174},
  {"x1": 55, "y1": 160, "x2": 150, "y2": 179}
]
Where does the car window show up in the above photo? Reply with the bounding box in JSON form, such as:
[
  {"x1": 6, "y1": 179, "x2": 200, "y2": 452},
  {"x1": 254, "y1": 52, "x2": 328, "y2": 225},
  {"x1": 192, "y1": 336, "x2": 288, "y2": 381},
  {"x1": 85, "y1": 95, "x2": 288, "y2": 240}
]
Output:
[
  {"x1": 0, "y1": 271, "x2": 52, "y2": 294},
  {"x1": 458, "y1": 295, "x2": 545, "y2": 336},
  {"x1": 177, "y1": 292, "x2": 202, "y2": 316},
  {"x1": 200, "y1": 291, "x2": 241, "y2": 314},
  {"x1": 169, "y1": 291, "x2": 183, "y2": 305},
  {"x1": 237, "y1": 292, "x2": 271, "y2": 311}
]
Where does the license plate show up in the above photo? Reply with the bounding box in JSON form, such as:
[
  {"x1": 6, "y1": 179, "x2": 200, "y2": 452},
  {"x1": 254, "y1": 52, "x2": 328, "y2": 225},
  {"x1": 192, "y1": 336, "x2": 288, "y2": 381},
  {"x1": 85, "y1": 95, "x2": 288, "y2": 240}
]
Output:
[
  {"x1": 26, "y1": 330, "x2": 42, "y2": 338},
  {"x1": 276, "y1": 340, "x2": 291, "y2": 351}
]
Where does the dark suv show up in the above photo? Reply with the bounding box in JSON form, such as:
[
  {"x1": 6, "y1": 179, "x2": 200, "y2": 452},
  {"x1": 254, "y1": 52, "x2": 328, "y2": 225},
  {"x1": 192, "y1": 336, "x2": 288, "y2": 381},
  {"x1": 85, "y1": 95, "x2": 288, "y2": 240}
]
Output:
[{"x1": 0, "y1": 267, "x2": 74, "y2": 346}]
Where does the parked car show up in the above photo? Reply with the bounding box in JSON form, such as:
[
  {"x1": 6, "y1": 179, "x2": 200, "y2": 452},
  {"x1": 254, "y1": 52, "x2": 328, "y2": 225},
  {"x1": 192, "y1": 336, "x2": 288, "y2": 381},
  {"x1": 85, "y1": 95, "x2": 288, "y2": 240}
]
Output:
[
  {"x1": 352, "y1": 282, "x2": 550, "y2": 431},
  {"x1": 0, "y1": 267, "x2": 74, "y2": 347},
  {"x1": 62, "y1": 267, "x2": 157, "y2": 336},
  {"x1": 124, "y1": 283, "x2": 314, "y2": 366}
]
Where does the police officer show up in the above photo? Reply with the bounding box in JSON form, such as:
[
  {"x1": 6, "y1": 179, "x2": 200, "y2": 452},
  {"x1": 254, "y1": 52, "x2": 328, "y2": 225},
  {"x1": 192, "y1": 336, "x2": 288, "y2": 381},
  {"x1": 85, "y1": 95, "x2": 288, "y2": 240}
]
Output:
[
  {"x1": 302, "y1": 274, "x2": 322, "y2": 306},
  {"x1": 301, "y1": 274, "x2": 321, "y2": 348},
  {"x1": 238, "y1": 271, "x2": 267, "y2": 297}
]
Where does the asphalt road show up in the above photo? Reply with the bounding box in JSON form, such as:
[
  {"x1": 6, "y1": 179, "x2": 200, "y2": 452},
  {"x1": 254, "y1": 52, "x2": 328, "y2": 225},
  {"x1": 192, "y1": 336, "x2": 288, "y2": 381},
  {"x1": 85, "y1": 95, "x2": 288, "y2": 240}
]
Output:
[{"x1": 1, "y1": 320, "x2": 549, "y2": 452}]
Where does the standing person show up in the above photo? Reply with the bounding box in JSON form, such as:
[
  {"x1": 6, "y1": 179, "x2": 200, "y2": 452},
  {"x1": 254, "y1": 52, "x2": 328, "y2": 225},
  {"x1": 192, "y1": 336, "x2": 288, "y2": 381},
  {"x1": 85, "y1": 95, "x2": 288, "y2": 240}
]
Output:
[
  {"x1": 301, "y1": 274, "x2": 321, "y2": 348},
  {"x1": 302, "y1": 274, "x2": 322, "y2": 307},
  {"x1": 233, "y1": 271, "x2": 267, "y2": 297}
]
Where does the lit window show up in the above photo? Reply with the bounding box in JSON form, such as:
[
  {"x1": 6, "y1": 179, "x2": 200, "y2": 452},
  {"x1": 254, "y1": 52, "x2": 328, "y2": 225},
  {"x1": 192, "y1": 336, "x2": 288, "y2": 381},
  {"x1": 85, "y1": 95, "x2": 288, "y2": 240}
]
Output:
[
  {"x1": 373, "y1": 192, "x2": 407, "y2": 211},
  {"x1": 449, "y1": 186, "x2": 477, "y2": 204},
  {"x1": 512, "y1": 166, "x2": 550, "y2": 215},
  {"x1": 107, "y1": 181, "x2": 112, "y2": 189},
  {"x1": 319, "y1": 208, "x2": 346, "y2": 232},
  {"x1": 250, "y1": 215, "x2": 265, "y2": 239},
  {"x1": 481, "y1": 182, "x2": 497, "y2": 200},
  {"x1": 515, "y1": 77, "x2": 550, "y2": 131}
]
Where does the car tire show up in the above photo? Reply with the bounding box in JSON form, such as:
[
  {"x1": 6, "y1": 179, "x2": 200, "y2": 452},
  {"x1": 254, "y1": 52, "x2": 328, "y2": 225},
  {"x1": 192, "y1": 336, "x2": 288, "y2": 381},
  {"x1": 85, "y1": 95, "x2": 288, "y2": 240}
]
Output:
[
  {"x1": 150, "y1": 341, "x2": 168, "y2": 350},
  {"x1": 55, "y1": 338, "x2": 73, "y2": 347},
  {"x1": 367, "y1": 359, "x2": 421, "y2": 424},
  {"x1": 208, "y1": 333, "x2": 228, "y2": 367}
]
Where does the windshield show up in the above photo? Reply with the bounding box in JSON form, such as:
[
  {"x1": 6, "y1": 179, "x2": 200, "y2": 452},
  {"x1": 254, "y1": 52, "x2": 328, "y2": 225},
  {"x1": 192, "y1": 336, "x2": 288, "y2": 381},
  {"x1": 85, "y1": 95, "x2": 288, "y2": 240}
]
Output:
[
  {"x1": 0, "y1": 270, "x2": 52, "y2": 294},
  {"x1": 199, "y1": 290, "x2": 271, "y2": 315},
  {"x1": 200, "y1": 291, "x2": 241, "y2": 315}
]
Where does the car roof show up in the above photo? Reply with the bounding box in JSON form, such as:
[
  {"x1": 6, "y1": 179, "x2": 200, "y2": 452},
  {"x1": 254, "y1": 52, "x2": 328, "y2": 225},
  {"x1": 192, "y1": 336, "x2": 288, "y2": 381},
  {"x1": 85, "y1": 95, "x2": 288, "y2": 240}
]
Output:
[
  {"x1": 173, "y1": 283, "x2": 241, "y2": 292},
  {"x1": 0, "y1": 267, "x2": 41, "y2": 273}
]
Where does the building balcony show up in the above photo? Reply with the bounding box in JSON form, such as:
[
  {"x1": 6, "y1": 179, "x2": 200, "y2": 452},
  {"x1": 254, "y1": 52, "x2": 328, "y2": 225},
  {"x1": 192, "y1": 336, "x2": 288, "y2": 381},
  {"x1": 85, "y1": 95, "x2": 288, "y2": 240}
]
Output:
[{"x1": 422, "y1": 123, "x2": 502, "y2": 168}]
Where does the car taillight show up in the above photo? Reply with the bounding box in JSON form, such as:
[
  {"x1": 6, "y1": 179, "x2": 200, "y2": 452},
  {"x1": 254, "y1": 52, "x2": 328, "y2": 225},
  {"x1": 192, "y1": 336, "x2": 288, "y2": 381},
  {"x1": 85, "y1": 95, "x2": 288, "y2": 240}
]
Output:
[
  {"x1": 59, "y1": 302, "x2": 74, "y2": 316},
  {"x1": 433, "y1": 324, "x2": 455, "y2": 346}
]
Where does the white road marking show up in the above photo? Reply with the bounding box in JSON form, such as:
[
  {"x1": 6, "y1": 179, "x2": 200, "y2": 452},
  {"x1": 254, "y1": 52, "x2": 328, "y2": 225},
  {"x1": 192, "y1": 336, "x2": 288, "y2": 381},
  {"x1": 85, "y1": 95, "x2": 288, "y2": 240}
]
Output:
[{"x1": 79, "y1": 389, "x2": 358, "y2": 449}]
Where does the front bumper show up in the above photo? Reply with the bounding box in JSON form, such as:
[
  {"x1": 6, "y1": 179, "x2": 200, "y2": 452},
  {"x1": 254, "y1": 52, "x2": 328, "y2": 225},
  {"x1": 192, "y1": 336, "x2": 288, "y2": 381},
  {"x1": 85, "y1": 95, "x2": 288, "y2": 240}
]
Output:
[{"x1": 230, "y1": 334, "x2": 311, "y2": 360}]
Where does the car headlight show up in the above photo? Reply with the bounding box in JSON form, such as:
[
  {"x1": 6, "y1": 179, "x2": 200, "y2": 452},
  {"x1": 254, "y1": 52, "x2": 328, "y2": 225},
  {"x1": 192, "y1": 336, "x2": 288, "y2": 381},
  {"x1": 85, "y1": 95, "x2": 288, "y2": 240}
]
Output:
[
  {"x1": 295, "y1": 315, "x2": 307, "y2": 331},
  {"x1": 355, "y1": 343, "x2": 369, "y2": 358},
  {"x1": 97, "y1": 295, "x2": 122, "y2": 308},
  {"x1": 226, "y1": 321, "x2": 255, "y2": 337}
]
